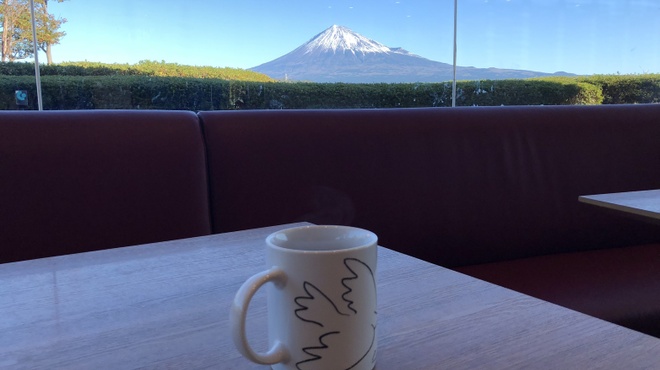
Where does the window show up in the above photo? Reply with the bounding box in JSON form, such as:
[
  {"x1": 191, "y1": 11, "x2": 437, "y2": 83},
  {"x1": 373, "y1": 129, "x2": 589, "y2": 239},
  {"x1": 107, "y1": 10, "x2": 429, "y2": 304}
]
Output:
[{"x1": 2, "y1": 0, "x2": 658, "y2": 110}]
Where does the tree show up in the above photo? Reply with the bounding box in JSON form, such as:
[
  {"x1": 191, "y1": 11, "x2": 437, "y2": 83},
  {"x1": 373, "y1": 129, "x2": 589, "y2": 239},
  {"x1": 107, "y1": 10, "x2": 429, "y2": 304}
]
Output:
[
  {"x1": 1, "y1": 0, "x2": 29, "y2": 62},
  {"x1": 37, "y1": 0, "x2": 66, "y2": 64},
  {"x1": 0, "y1": 0, "x2": 66, "y2": 64}
]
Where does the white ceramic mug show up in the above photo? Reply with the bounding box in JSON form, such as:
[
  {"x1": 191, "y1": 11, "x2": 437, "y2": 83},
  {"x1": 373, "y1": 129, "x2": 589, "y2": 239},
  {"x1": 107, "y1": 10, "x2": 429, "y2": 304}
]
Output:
[{"x1": 231, "y1": 225, "x2": 378, "y2": 370}]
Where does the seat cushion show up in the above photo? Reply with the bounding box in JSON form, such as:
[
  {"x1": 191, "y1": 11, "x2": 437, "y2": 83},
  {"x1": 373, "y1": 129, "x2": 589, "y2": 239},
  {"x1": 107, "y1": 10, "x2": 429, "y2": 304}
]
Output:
[
  {"x1": 0, "y1": 110, "x2": 211, "y2": 263},
  {"x1": 455, "y1": 243, "x2": 660, "y2": 337},
  {"x1": 199, "y1": 106, "x2": 660, "y2": 267}
]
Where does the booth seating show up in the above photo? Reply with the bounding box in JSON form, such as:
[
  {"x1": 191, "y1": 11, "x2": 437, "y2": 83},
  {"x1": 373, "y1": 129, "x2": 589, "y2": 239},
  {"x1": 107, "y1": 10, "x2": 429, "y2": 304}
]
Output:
[
  {"x1": 2, "y1": 105, "x2": 659, "y2": 337},
  {"x1": 0, "y1": 110, "x2": 211, "y2": 262}
]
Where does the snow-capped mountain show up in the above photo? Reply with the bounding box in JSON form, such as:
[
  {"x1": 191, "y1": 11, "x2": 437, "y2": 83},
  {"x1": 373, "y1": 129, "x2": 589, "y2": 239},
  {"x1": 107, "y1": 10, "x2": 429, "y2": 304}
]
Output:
[
  {"x1": 250, "y1": 25, "x2": 573, "y2": 83},
  {"x1": 302, "y1": 25, "x2": 391, "y2": 55}
]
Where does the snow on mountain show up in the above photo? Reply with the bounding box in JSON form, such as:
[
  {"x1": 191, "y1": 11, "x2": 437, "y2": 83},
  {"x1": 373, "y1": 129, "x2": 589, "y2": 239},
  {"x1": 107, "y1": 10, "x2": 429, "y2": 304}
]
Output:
[
  {"x1": 250, "y1": 25, "x2": 573, "y2": 83},
  {"x1": 302, "y1": 25, "x2": 392, "y2": 55}
]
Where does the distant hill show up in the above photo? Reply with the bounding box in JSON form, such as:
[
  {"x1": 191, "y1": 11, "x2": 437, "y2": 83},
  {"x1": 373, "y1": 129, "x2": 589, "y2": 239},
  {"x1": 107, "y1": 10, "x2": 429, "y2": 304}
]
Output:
[{"x1": 250, "y1": 25, "x2": 574, "y2": 83}]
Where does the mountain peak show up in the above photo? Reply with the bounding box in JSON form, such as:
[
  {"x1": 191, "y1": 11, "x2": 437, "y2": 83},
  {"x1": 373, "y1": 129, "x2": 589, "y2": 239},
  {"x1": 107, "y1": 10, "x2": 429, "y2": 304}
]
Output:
[
  {"x1": 302, "y1": 25, "x2": 391, "y2": 55},
  {"x1": 250, "y1": 25, "x2": 575, "y2": 83}
]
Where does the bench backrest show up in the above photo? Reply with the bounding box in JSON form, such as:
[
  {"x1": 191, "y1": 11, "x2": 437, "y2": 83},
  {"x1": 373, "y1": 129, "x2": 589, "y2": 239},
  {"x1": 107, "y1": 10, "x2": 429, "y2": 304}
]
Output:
[
  {"x1": 0, "y1": 110, "x2": 211, "y2": 263},
  {"x1": 200, "y1": 105, "x2": 660, "y2": 267}
]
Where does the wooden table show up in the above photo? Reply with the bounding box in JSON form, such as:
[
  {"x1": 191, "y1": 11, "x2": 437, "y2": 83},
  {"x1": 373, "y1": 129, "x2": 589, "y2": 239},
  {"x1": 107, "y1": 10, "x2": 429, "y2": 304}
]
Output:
[
  {"x1": 1, "y1": 223, "x2": 659, "y2": 369},
  {"x1": 579, "y1": 189, "x2": 660, "y2": 224}
]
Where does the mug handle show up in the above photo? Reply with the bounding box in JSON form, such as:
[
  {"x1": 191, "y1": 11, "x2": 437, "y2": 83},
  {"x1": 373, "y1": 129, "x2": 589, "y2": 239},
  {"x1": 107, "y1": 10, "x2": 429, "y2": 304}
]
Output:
[{"x1": 230, "y1": 267, "x2": 289, "y2": 365}]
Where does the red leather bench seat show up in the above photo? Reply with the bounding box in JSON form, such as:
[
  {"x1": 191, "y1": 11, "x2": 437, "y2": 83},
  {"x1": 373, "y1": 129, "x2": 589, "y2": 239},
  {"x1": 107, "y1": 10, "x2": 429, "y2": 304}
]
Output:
[
  {"x1": 199, "y1": 106, "x2": 660, "y2": 263},
  {"x1": 200, "y1": 105, "x2": 660, "y2": 337},
  {"x1": 2, "y1": 105, "x2": 658, "y2": 337},
  {"x1": 0, "y1": 110, "x2": 211, "y2": 263},
  {"x1": 456, "y1": 243, "x2": 660, "y2": 337}
]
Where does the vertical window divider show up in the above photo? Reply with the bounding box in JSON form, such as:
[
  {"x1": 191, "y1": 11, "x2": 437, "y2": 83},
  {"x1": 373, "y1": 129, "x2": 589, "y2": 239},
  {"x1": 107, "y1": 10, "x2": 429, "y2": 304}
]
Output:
[
  {"x1": 29, "y1": 0, "x2": 43, "y2": 111},
  {"x1": 452, "y1": 0, "x2": 458, "y2": 108}
]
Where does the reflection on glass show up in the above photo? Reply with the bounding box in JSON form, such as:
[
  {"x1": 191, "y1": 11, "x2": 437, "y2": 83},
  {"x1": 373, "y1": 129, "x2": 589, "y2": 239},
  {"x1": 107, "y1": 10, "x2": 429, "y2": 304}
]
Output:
[{"x1": 1, "y1": 0, "x2": 658, "y2": 109}]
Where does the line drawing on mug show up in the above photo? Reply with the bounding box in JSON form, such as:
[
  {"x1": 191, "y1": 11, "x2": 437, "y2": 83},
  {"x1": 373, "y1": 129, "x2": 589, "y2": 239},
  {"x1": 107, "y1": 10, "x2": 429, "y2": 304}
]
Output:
[
  {"x1": 294, "y1": 258, "x2": 377, "y2": 370},
  {"x1": 295, "y1": 331, "x2": 340, "y2": 369}
]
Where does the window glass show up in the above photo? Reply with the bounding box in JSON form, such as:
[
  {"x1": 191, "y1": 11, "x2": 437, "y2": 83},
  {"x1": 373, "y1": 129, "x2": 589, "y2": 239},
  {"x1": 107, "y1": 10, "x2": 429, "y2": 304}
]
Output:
[
  {"x1": 458, "y1": 0, "x2": 659, "y2": 76},
  {"x1": 6, "y1": 0, "x2": 455, "y2": 109},
  {"x1": 2, "y1": 0, "x2": 658, "y2": 110},
  {"x1": 455, "y1": 0, "x2": 660, "y2": 106}
]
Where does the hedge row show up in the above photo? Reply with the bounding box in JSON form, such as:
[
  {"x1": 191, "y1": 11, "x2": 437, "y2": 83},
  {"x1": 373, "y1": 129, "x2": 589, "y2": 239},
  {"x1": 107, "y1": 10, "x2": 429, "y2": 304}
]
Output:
[
  {"x1": 2, "y1": 74, "x2": 629, "y2": 110},
  {"x1": 576, "y1": 74, "x2": 660, "y2": 104},
  {"x1": 0, "y1": 61, "x2": 274, "y2": 82}
]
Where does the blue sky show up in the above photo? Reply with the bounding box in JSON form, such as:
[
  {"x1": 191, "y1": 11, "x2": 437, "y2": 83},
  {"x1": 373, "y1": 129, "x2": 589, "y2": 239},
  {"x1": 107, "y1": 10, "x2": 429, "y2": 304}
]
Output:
[{"x1": 46, "y1": 0, "x2": 659, "y2": 76}]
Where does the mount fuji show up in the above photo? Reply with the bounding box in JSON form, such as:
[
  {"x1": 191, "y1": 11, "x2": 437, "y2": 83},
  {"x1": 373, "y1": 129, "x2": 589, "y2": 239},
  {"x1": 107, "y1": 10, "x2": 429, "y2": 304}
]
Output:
[{"x1": 250, "y1": 25, "x2": 573, "y2": 83}]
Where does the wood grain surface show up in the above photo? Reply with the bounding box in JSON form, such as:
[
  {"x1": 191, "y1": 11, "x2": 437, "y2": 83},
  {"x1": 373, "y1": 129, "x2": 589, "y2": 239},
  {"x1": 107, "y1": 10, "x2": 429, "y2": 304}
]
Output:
[
  {"x1": 1, "y1": 223, "x2": 659, "y2": 369},
  {"x1": 579, "y1": 189, "x2": 660, "y2": 222}
]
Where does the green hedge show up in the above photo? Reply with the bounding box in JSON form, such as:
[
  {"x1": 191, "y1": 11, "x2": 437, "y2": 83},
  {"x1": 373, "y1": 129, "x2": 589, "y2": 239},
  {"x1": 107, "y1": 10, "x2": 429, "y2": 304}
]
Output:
[
  {"x1": 0, "y1": 61, "x2": 274, "y2": 81},
  {"x1": 578, "y1": 74, "x2": 660, "y2": 104},
  {"x1": 1, "y1": 75, "x2": 234, "y2": 110},
  {"x1": 454, "y1": 78, "x2": 603, "y2": 106},
  {"x1": 3, "y1": 62, "x2": 659, "y2": 110},
  {"x1": 1, "y1": 75, "x2": 614, "y2": 110}
]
